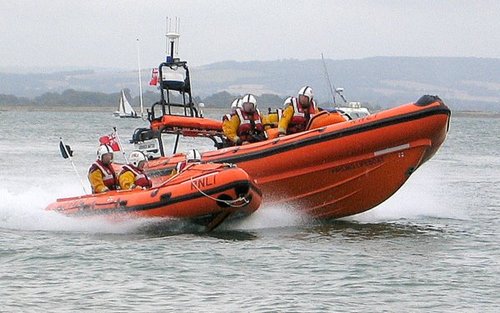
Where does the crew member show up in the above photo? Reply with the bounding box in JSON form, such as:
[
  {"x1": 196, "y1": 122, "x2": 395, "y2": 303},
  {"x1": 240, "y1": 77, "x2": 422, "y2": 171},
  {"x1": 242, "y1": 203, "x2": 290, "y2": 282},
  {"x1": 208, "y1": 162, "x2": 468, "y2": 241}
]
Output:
[
  {"x1": 278, "y1": 86, "x2": 318, "y2": 135},
  {"x1": 172, "y1": 149, "x2": 202, "y2": 175},
  {"x1": 222, "y1": 98, "x2": 241, "y2": 122},
  {"x1": 118, "y1": 151, "x2": 152, "y2": 190},
  {"x1": 88, "y1": 144, "x2": 119, "y2": 193},
  {"x1": 262, "y1": 96, "x2": 291, "y2": 129},
  {"x1": 223, "y1": 94, "x2": 268, "y2": 145}
]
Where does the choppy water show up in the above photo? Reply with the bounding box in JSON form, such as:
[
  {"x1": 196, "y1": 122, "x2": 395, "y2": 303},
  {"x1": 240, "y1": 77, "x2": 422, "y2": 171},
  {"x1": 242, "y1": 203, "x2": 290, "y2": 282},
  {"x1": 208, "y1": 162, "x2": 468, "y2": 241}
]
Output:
[{"x1": 0, "y1": 108, "x2": 499, "y2": 312}]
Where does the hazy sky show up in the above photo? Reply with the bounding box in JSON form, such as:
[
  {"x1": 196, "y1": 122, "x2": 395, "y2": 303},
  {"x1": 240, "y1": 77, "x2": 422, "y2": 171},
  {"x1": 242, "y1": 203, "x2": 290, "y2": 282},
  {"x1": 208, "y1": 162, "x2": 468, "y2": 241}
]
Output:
[{"x1": 1, "y1": 0, "x2": 499, "y2": 71}]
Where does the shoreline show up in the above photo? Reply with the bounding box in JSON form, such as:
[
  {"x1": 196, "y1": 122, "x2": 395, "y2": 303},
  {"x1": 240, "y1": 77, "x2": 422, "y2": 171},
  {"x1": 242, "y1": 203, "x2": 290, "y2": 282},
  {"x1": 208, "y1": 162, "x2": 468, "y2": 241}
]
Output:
[
  {"x1": 0, "y1": 104, "x2": 115, "y2": 112},
  {"x1": 1, "y1": 104, "x2": 500, "y2": 118}
]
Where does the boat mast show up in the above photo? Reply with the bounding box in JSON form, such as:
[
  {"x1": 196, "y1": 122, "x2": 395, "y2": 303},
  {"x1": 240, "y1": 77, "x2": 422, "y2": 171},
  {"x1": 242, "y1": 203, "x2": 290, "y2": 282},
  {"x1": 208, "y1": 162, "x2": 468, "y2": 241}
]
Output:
[
  {"x1": 321, "y1": 53, "x2": 337, "y2": 106},
  {"x1": 321, "y1": 53, "x2": 348, "y2": 105},
  {"x1": 166, "y1": 17, "x2": 182, "y2": 154},
  {"x1": 136, "y1": 38, "x2": 144, "y2": 118},
  {"x1": 166, "y1": 17, "x2": 180, "y2": 60},
  {"x1": 162, "y1": 17, "x2": 181, "y2": 116}
]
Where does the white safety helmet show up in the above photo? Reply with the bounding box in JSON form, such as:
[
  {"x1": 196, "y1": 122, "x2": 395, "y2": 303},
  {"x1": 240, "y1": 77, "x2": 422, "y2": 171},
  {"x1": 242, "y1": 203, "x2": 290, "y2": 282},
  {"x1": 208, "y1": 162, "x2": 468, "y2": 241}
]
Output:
[
  {"x1": 97, "y1": 144, "x2": 114, "y2": 161},
  {"x1": 298, "y1": 86, "x2": 313, "y2": 101},
  {"x1": 241, "y1": 94, "x2": 257, "y2": 113},
  {"x1": 283, "y1": 96, "x2": 293, "y2": 107},
  {"x1": 186, "y1": 149, "x2": 202, "y2": 163},
  {"x1": 230, "y1": 98, "x2": 241, "y2": 109},
  {"x1": 129, "y1": 150, "x2": 147, "y2": 167},
  {"x1": 230, "y1": 98, "x2": 241, "y2": 114}
]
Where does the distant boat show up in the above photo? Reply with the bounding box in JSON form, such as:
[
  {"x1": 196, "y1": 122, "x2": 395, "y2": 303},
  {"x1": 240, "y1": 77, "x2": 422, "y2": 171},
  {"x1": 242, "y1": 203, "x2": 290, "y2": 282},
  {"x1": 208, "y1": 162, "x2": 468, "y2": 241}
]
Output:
[
  {"x1": 113, "y1": 90, "x2": 139, "y2": 118},
  {"x1": 335, "y1": 101, "x2": 371, "y2": 119}
]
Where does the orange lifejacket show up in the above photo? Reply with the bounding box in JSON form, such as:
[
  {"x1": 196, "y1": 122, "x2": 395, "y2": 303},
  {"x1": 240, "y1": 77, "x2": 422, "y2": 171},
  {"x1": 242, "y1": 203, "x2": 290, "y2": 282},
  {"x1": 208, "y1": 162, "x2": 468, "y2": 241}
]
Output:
[
  {"x1": 89, "y1": 160, "x2": 118, "y2": 192},
  {"x1": 235, "y1": 108, "x2": 267, "y2": 143},
  {"x1": 119, "y1": 164, "x2": 152, "y2": 188},
  {"x1": 287, "y1": 97, "x2": 317, "y2": 134}
]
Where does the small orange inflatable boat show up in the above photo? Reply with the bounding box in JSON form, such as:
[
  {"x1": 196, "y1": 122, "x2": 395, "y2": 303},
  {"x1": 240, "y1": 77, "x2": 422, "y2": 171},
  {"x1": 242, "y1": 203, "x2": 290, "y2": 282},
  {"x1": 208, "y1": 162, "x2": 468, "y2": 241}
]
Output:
[{"x1": 46, "y1": 163, "x2": 262, "y2": 231}]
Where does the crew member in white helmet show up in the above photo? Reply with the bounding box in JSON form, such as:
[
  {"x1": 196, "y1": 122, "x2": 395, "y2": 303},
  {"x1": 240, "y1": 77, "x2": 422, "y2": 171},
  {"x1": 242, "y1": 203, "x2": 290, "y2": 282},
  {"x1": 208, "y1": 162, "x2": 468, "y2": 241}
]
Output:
[
  {"x1": 222, "y1": 94, "x2": 268, "y2": 145},
  {"x1": 88, "y1": 144, "x2": 119, "y2": 193},
  {"x1": 278, "y1": 86, "x2": 318, "y2": 135},
  {"x1": 118, "y1": 150, "x2": 152, "y2": 190},
  {"x1": 222, "y1": 97, "x2": 241, "y2": 122},
  {"x1": 171, "y1": 149, "x2": 202, "y2": 175}
]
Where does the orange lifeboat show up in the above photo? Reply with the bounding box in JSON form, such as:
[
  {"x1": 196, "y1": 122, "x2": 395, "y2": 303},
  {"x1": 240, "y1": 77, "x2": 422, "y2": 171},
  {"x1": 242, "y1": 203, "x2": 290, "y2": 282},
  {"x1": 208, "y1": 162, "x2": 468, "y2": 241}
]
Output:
[
  {"x1": 140, "y1": 95, "x2": 451, "y2": 219},
  {"x1": 129, "y1": 32, "x2": 451, "y2": 220},
  {"x1": 46, "y1": 163, "x2": 262, "y2": 231}
]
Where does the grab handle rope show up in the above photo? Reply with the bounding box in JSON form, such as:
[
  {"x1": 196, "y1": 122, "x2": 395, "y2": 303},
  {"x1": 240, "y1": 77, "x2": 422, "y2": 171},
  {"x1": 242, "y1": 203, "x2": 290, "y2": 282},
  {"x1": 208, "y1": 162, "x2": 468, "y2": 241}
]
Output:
[
  {"x1": 190, "y1": 177, "x2": 250, "y2": 208},
  {"x1": 155, "y1": 163, "x2": 196, "y2": 188}
]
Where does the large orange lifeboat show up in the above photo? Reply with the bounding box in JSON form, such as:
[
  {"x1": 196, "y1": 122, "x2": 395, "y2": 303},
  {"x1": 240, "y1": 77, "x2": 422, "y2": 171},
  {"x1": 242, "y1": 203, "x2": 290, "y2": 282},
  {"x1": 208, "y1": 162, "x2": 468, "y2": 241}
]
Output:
[
  {"x1": 136, "y1": 95, "x2": 450, "y2": 219},
  {"x1": 46, "y1": 163, "x2": 262, "y2": 231},
  {"x1": 129, "y1": 35, "x2": 450, "y2": 220}
]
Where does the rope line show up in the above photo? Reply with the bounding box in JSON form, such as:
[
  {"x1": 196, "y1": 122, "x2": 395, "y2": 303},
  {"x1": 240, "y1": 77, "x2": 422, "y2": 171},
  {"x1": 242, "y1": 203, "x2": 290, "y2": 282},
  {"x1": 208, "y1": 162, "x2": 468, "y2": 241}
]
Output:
[{"x1": 190, "y1": 177, "x2": 250, "y2": 208}]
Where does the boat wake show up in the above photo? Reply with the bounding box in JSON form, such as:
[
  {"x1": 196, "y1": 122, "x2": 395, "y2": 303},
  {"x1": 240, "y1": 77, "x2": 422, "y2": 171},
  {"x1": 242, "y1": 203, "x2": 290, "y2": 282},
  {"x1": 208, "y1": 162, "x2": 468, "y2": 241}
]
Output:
[
  {"x1": 0, "y1": 184, "x2": 301, "y2": 235},
  {"x1": 0, "y1": 186, "x2": 154, "y2": 234},
  {"x1": 224, "y1": 203, "x2": 314, "y2": 231},
  {"x1": 0, "y1": 167, "x2": 464, "y2": 235},
  {"x1": 346, "y1": 168, "x2": 467, "y2": 223}
]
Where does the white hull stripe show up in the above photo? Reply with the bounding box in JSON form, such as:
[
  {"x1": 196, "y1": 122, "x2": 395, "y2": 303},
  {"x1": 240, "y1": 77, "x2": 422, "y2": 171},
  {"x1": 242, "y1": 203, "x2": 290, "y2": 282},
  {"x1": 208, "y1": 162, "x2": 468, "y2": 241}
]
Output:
[{"x1": 374, "y1": 143, "x2": 410, "y2": 156}]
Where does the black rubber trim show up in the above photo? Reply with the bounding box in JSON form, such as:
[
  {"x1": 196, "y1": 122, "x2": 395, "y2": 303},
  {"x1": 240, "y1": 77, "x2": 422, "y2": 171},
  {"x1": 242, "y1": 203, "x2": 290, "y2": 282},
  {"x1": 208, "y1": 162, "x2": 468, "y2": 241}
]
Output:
[
  {"x1": 68, "y1": 180, "x2": 261, "y2": 216},
  {"x1": 148, "y1": 103, "x2": 450, "y2": 176}
]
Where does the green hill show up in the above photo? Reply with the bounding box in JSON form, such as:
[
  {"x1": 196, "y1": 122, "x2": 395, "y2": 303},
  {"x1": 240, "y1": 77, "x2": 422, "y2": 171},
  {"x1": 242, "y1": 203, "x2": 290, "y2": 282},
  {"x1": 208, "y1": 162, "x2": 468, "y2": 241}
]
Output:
[{"x1": 1, "y1": 57, "x2": 499, "y2": 111}]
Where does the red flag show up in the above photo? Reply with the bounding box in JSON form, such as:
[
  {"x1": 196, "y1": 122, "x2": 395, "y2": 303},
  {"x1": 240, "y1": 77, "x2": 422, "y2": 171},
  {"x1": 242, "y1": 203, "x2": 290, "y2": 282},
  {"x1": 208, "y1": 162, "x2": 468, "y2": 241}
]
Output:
[
  {"x1": 99, "y1": 133, "x2": 120, "y2": 151},
  {"x1": 149, "y1": 68, "x2": 158, "y2": 86}
]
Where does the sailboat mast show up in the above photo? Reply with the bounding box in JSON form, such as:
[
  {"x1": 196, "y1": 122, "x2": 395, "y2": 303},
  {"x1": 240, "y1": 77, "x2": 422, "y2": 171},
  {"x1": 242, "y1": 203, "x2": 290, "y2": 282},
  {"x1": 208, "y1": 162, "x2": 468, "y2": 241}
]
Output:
[{"x1": 136, "y1": 38, "x2": 144, "y2": 117}]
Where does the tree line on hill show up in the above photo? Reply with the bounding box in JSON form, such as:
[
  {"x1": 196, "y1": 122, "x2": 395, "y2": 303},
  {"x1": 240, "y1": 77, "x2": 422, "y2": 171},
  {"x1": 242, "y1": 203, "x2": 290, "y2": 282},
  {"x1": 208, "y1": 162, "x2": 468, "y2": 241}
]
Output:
[
  {"x1": 0, "y1": 88, "x2": 341, "y2": 110},
  {"x1": 1, "y1": 57, "x2": 499, "y2": 111}
]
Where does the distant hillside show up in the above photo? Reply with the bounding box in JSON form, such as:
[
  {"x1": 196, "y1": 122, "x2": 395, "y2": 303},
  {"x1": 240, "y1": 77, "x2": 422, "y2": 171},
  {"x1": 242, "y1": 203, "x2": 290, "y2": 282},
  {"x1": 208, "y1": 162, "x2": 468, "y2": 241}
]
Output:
[{"x1": 1, "y1": 57, "x2": 499, "y2": 111}]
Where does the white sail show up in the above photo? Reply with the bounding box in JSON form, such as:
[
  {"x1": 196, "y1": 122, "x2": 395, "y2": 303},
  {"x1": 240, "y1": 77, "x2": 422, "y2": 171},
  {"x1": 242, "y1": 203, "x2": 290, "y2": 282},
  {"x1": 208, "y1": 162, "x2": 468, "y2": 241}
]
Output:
[
  {"x1": 114, "y1": 90, "x2": 138, "y2": 118},
  {"x1": 121, "y1": 91, "x2": 136, "y2": 115}
]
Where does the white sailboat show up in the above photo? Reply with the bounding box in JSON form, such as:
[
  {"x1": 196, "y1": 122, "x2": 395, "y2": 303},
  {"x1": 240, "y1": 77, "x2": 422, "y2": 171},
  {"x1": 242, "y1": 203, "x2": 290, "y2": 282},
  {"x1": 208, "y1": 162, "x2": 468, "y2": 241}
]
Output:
[{"x1": 113, "y1": 90, "x2": 139, "y2": 118}]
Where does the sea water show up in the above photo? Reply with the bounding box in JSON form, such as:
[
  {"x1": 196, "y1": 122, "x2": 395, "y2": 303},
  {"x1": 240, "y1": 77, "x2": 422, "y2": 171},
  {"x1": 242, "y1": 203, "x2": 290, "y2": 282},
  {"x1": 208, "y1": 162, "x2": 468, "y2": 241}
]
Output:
[{"x1": 0, "y1": 109, "x2": 498, "y2": 312}]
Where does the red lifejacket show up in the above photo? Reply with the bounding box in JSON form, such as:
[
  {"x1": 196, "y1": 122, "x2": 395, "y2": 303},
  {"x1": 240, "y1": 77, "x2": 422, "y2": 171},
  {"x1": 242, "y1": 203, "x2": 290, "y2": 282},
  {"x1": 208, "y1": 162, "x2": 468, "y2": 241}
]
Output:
[
  {"x1": 89, "y1": 160, "x2": 118, "y2": 192},
  {"x1": 174, "y1": 161, "x2": 198, "y2": 174},
  {"x1": 175, "y1": 161, "x2": 187, "y2": 173},
  {"x1": 119, "y1": 164, "x2": 152, "y2": 188},
  {"x1": 287, "y1": 97, "x2": 317, "y2": 134},
  {"x1": 235, "y1": 108, "x2": 267, "y2": 143}
]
